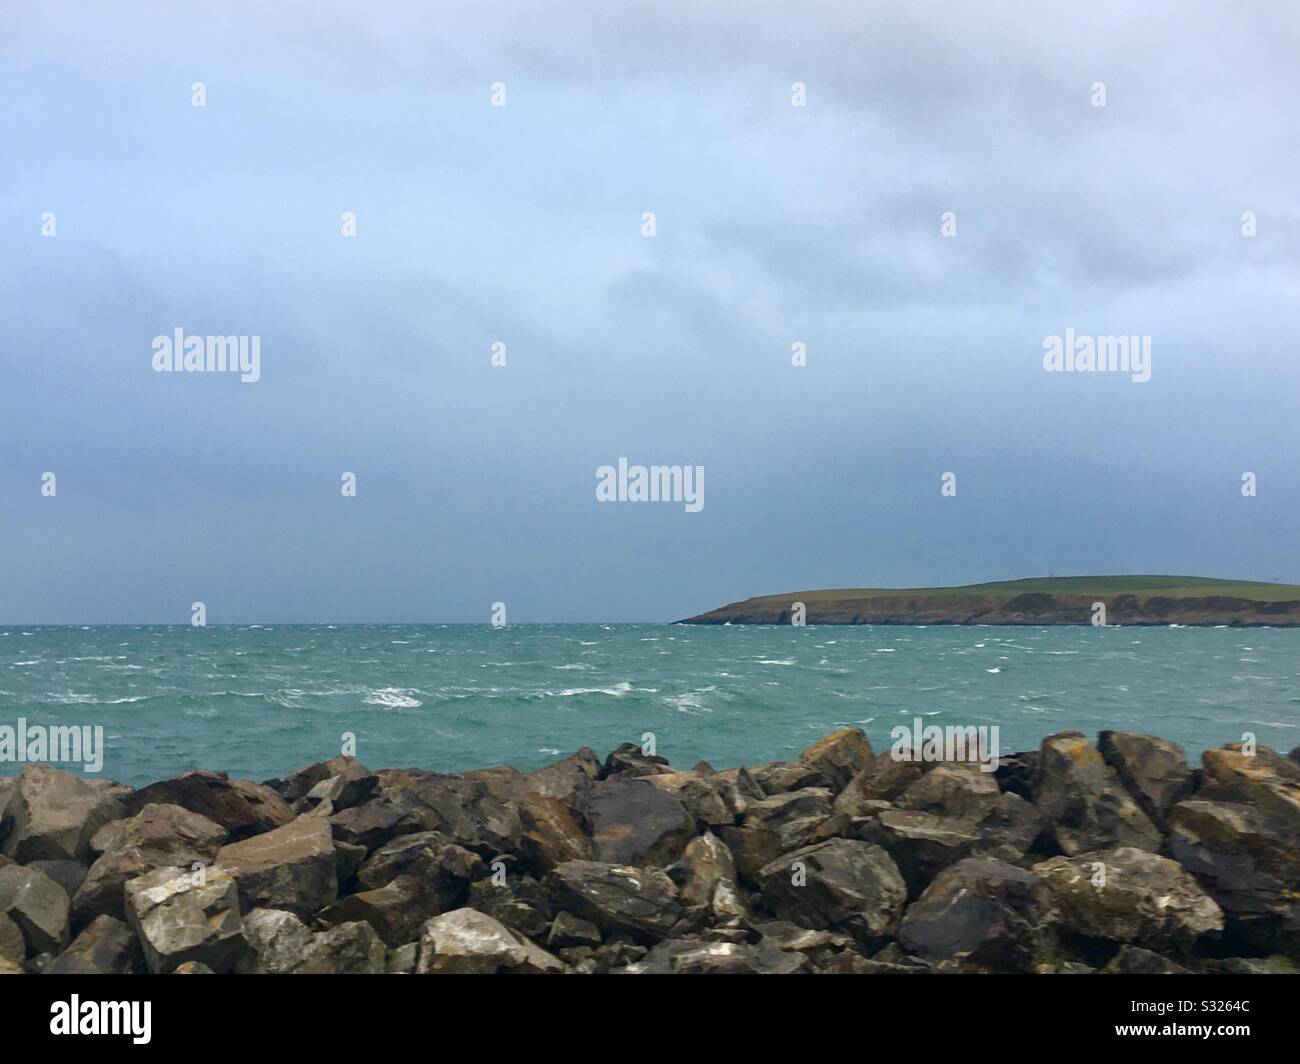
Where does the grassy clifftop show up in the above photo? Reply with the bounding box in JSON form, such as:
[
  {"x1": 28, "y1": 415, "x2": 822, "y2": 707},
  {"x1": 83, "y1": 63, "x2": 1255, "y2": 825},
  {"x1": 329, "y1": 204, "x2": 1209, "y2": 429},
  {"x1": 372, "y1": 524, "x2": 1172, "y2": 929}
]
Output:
[{"x1": 679, "y1": 576, "x2": 1300, "y2": 626}]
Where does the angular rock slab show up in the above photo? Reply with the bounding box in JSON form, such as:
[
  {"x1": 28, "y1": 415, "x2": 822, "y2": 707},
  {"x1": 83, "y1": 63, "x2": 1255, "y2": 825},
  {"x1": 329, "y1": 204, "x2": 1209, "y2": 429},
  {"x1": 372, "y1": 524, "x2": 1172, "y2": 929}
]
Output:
[
  {"x1": 1032, "y1": 732, "x2": 1161, "y2": 855},
  {"x1": 668, "y1": 831, "x2": 748, "y2": 921},
  {"x1": 73, "y1": 802, "x2": 228, "y2": 925},
  {"x1": 0, "y1": 864, "x2": 70, "y2": 955},
  {"x1": 589, "y1": 777, "x2": 693, "y2": 867},
  {"x1": 898, "y1": 857, "x2": 1048, "y2": 971},
  {"x1": 415, "y1": 908, "x2": 564, "y2": 974},
  {"x1": 45, "y1": 914, "x2": 141, "y2": 974},
  {"x1": 545, "y1": 860, "x2": 682, "y2": 944},
  {"x1": 238, "y1": 908, "x2": 315, "y2": 973},
  {"x1": 125, "y1": 770, "x2": 292, "y2": 842},
  {"x1": 757, "y1": 838, "x2": 907, "y2": 949},
  {"x1": 795, "y1": 728, "x2": 874, "y2": 793},
  {"x1": 1168, "y1": 798, "x2": 1300, "y2": 956},
  {"x1": 1199, "y1": 745, "x2": 1300, "y2": 834},
  {"x1": 1032, "y1": 846, "x2": 1222, "y2": 954},
  {"x1": 124, "y1": 865, "x2": 247, "y2": 974},
  {"x1": 216, "y1": 813, "x2": 337, "y2": 918},
  {"x1": 1098, "y1": 731, "x2": 1194, "y2": 831},
  {"x1": 1, "y1": 765, "x2": 126, "y2": 863}
]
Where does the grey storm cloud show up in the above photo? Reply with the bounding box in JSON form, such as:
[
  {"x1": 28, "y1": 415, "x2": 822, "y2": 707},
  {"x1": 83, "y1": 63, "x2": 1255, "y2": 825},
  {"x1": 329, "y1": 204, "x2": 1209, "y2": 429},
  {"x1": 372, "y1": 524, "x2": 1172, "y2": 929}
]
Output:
[{"x1": 1, "y1": 0, "x2": 1297, "y2": 622}]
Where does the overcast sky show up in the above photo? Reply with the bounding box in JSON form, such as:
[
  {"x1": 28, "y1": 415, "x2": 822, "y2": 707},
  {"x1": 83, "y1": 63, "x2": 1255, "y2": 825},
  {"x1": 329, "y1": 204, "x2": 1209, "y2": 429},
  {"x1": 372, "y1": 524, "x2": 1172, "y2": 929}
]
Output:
[{"x1": 2, "y1": 1, "x2": 1297, "y2": 623}]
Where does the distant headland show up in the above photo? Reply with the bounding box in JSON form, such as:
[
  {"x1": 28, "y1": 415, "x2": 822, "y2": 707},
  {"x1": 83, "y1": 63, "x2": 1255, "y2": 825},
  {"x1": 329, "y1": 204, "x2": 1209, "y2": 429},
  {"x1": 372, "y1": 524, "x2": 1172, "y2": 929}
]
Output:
[{"x1": 678, "y1": 576, "x2": 1300, "y2": 627}]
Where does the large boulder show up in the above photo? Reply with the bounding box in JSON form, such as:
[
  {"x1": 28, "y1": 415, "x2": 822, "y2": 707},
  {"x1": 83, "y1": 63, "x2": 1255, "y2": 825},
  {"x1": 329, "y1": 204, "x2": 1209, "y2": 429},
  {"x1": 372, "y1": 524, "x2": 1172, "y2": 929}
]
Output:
[
  {"x1": 124, "y1": 865, "x2": 247, "y2": 973},
  {"x1": 858, "y1": 782, "x2": 1041, "y2": 895},
  {"x1": 297, "y1": 920, "x2": 387, "y2": 974},
  {"x1": 216, "y1": 813, "x2": 337, "y2": 918},
  {"x1": 1, "y1": 765, "x2": 126, "y2": 863},
  {"x1": 415, "y1": 908, "x2": 564, "y2": 974},
  {"x1": 372, "y1": 769, "x2": 522, "y2": 856},
  {"x1": 237, "y1": 908, "x2": 315, "y2": 973},
  {"x1": 833, "y1": 751, "x2": 926, "y2": 814},
  {"x1": 125, "y1": 770, "x2": 292, "y2": 842},
  {"x1": 356, "y1": 832, "x2": 483, "y2": 898},
  {"x1": 1032, "y1": 847, "x2": 1222, "y2": 954},
  {"x1": 757, "y1": 838, "x2": 907, "y2": 950},
  {"x1": 795, "y1": 728, "x2": 874, "y2": 793},
  {"x1": 544, "y1": 860, "x2": 682, "y2": 944},
  {"x1": 666, "y1": 831, "x2": 748, "y2": 922},
  {"x1": 748, "y1": 761, "x2": 825, "y2": 795},
  {"x1": 327, "y1": 798, "x2": 428, "y2": 854},
  {"x1": 0, "y1": 864, "x2": 70, "y2": 955},
  {"x1": 589, "y1": 777, "x2": 694, "y2": 867},
  {"x1": 898, "y1": 857, "x2": 1049, "y2": 971},
  {"x1": 280, "y1": 756, "x2": 375, "y2": 804},
  {"x1": 45, "y1": 914, "x2": 141, "y2": 974},
  {"x1": 1032, "y1": 732, "x2": 1161, "y2": 855},
  {"x1": 860, "y1": 808, "x2": 986, "y2": 897},
  {"x1": 524, "y1": 748, "x2": 602, "y2": 827},
  {"x1": 517, "y1": 793, "x2": 592, "y2": 874},
  {"x1": 72, "y1": 803, "x2": 227, "y2": 925},
  {"x1": 1198, "y1": 745, "x2": 1300, "y2": 834},
  {"x1": 466, "y1": 875, "x2": 551, "y2": 940},
  {"x1": 1168, "y1": 798, "x2": 1300, "y2": 956},
  {"x1": 640, "y1": 771, "x2": 735, "y2": 829},
  {"x1": 720, "y1": 788, "x2": 834, "y2": 879},
  {"x1": 315, "y1": 876, "x2": 436, "y2": 947},
  {"x1": 896, "y1": 763, "x2": 1002, "y2": 821},
  {"x1": 26, "y1": 860, "x2": 88, "y2": 900},
  {"x1": 1098, "y1": 731, "x2": 1194, "y2": 830}
]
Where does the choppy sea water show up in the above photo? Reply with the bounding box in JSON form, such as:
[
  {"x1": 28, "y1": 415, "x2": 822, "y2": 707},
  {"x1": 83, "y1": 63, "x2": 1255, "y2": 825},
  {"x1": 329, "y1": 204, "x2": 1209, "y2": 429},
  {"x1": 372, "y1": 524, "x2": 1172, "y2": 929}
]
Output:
[{"x1": 0, "y1": 624, "x2": 1296, "y2": 786}]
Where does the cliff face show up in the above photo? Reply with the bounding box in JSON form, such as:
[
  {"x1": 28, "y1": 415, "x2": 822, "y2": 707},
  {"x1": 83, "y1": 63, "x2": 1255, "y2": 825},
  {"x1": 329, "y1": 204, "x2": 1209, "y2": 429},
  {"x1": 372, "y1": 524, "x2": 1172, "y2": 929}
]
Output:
[{"x1": 680, "y1": 589, "x2": 1300, "y2": 627}]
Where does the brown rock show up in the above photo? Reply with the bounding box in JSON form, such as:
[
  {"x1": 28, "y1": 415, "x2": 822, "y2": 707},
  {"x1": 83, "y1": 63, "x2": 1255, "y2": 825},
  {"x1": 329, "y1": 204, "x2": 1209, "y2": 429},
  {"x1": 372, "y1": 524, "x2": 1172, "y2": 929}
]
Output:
[
  {"x1": 45, "y1": 914, "x2": 141, "y2": 974},
  {"x1": 590, "y1": 777, "x2": 693, "y2": 867},
  {"x1": 72, "y1": 803, "x2": 228, "y2": 925},
  {"x1": 216, "y1": 814, "x2": 337, "y2": 918},
  {"x1": 0, "y1": 864, "x2": 70, "y2": 955},
  {"x1": 125, "y1": 770, "x2": 292, "y2": 842},
  {"x1": 124, "y1": 865, "x2": 247, "y2": 974},
  {"x1": 415, "y1": 908, "x2": 564, "y2": 973},
  {"x1": 1032, "y1": 732, "x2": 1161, "y2": 856},
  {"x1": 796, "y1": 728, "x2": 874, "y2": 793},
  {"x1": 1, "y1": 765, "x2": 126, "y2": 863},
  {"x1": 1098, "y1": 731, "x2": 1194, "y2": 830}
]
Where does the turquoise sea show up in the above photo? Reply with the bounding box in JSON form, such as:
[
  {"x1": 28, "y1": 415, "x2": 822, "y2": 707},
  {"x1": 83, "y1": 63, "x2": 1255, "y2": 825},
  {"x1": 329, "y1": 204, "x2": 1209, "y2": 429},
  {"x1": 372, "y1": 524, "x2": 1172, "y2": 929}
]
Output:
[{"x1": 1, "y1": 624, "x2": 1297, "y2": 786}]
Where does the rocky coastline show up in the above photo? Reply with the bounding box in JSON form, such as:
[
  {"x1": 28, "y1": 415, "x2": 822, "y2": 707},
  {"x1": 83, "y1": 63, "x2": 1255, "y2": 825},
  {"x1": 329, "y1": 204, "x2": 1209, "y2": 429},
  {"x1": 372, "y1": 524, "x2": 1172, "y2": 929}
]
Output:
[{"x1": 2, "y1": 729, "x2": 1298, "y2": 975}]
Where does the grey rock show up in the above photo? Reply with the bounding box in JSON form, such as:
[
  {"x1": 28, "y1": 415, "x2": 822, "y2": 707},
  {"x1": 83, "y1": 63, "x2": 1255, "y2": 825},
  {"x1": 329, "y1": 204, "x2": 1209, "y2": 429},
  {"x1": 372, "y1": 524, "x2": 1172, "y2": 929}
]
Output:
[
  {"x1": 757, "y1": 838, "x2": 907, "y2": 950},
  {"x1": 125, "y1": 769, "x2": 292, "y2": 842},
  {"x1": 217, "y1": 813, "x2": 337, "y2": 918},
  {"x1": 415, "y1": 908, "x2": 564, "y2": 974},
  {"x1": 45, "y1": 914, "x2": 140, "y2": 974},
  {"x1": 1098, "y1": 731, "x2": 1194, "y2": 831},
  {"x1": 1032, "y1": 847, "x2": 1223, "y2": 954},
  {"x1": 898, "y1": 857, "x2": 1048, "y2": 971},
  {"x1": 124, "y1": 864, "x2": 246, "y2": 974},
  {"x1": 1, "y1": 765, "x2": 127, "y2": 863},
  {"x1": 1032, "y1": 732, "x2": 1161, "y2": 856},
  {"x1": 0, "y1": 864, "x2": 70, "y2": 955},
  {"x1": 544, "y1": 860, "x2": 682, "y2": 944},
  {"x1": 73, "y1": 803, "x2": 227, "y2": 925},
  {"x1": 590, "y1": 777, "x2": 693, "y2": 867}
]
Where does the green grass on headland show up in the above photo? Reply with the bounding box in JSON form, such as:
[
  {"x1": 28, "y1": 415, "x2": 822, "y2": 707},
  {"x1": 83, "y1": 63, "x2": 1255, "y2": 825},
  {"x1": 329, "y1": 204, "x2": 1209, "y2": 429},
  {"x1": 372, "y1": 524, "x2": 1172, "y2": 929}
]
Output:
[{"x1": 773, "y1": 576, "x2": 1300, "y2": 603}]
